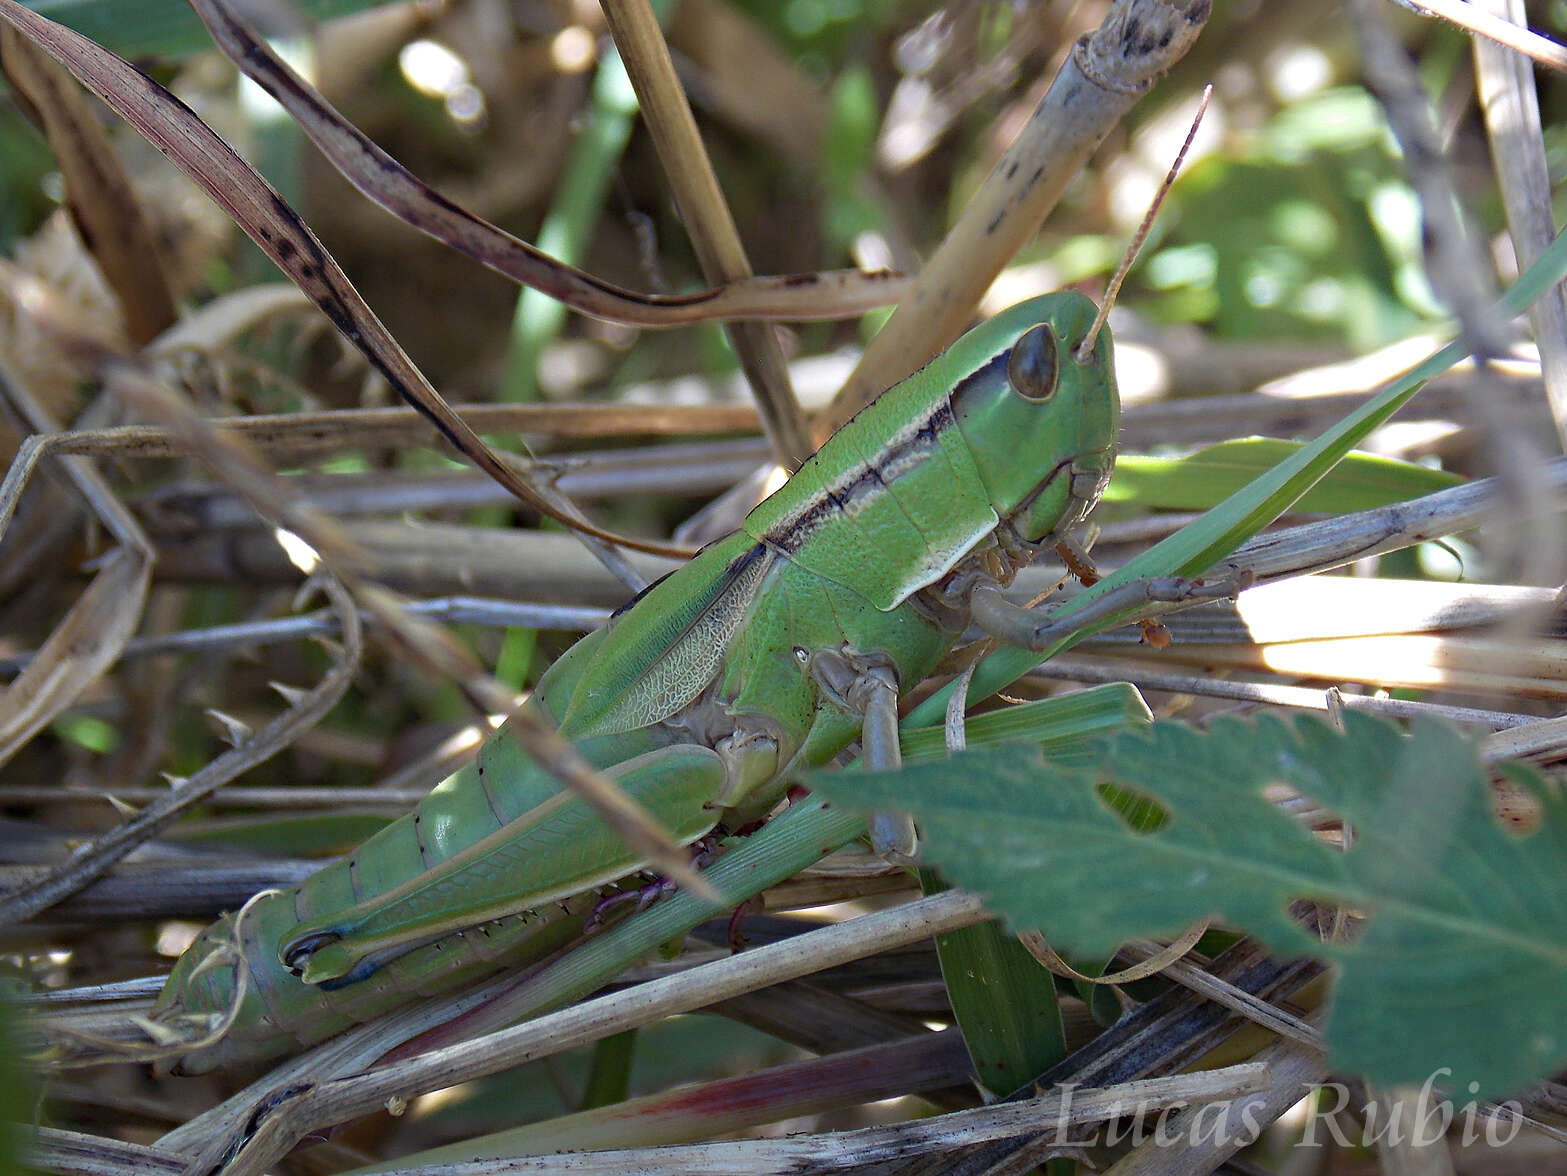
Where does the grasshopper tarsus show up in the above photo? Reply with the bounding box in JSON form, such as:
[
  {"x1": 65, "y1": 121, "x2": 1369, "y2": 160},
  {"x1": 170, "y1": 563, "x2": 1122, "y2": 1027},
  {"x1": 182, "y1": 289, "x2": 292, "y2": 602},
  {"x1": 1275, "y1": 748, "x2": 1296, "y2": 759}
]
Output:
[{"x1": 726, "y1": 897, "x2": 766, "y2": 953}]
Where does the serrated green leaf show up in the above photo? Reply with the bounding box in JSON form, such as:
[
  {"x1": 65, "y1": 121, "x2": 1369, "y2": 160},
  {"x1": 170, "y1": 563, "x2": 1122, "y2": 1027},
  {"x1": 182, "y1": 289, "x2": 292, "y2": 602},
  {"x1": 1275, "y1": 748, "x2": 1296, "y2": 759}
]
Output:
[
  {"x1": 810, "y1": 713, "x2": 1567, "y2": 1097},
  {"x1": 1105, "y1": 440, "x2": 1462, "y2": 513},
  {"x1": 905, "y1": 688, "x2": 1150, "y2": 1097}
]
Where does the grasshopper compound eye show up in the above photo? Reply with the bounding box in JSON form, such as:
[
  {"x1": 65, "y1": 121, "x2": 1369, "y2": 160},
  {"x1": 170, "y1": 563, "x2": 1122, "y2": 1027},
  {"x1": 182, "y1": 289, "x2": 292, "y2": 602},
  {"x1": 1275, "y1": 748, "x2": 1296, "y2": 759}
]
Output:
[{"x1": 1006, "y1": 323, "x2": 1060, "y2": 403}]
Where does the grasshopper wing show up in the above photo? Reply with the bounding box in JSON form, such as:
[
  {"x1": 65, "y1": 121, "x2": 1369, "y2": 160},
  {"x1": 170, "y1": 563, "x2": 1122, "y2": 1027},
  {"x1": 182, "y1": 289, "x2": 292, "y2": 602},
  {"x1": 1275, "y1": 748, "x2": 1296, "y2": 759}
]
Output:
[{"x1": 561, "y1": 536, "x2": 775, "y2": 738}]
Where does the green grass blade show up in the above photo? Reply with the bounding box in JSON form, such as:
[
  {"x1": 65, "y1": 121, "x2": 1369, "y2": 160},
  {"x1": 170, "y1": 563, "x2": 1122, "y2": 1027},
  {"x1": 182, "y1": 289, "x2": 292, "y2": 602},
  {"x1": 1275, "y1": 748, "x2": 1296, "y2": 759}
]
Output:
[
  {"x1": 500, "y1": 35, "x2": 648, "y2": 403},
  {"x1": 923, "y1": 877, "x2": 1067, "y2": 1099},
  {"x1": 900, "y1": 683, "x2": 1151, "y2": 764},
  {"x1": 1105, "y1": 440, "x2": 1462, "y2": 514}
]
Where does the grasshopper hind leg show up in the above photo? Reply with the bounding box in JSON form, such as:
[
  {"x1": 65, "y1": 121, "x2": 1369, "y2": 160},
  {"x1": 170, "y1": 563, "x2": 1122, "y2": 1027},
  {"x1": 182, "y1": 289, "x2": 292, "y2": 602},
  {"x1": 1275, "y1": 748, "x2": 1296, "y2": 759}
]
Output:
[{"x1": 280, "y1": 743, "x2": 729, "y2": 986}]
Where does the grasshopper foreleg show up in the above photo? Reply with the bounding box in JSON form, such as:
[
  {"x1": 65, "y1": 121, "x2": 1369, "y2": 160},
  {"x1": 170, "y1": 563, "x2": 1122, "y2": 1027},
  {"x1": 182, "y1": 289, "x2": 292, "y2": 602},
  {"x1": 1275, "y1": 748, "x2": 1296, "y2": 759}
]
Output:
[{"x1": 969, "y1": 570, "x2": 1254, "y2": 652}]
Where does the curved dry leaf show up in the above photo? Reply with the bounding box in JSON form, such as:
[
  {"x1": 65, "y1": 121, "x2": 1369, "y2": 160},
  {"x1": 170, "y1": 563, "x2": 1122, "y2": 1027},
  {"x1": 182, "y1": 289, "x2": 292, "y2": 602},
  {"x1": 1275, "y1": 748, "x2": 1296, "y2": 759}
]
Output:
[
  {"x1": 145, "y1": 284, "x2": 311, "y2": 356},
  {"x1": 0, "y1": 543, "x2": 150, "y2": 768},
  {"x1": 0, "y1": 23, "x2": 177, "y2": 345}
]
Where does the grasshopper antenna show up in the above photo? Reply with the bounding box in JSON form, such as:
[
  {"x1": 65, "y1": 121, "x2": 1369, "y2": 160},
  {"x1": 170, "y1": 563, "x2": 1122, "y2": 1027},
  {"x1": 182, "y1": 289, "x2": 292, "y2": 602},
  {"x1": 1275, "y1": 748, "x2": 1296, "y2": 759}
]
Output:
[{"x1": 1075, "y1": 84, "x2": 1213, "y2": 363}]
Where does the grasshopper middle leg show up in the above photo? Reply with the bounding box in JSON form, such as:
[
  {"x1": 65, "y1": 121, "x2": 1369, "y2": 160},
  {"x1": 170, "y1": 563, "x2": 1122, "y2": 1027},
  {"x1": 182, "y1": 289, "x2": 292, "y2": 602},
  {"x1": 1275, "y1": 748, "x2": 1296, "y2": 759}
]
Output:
[{"x1": 809, "y1": 650, "x2": 916, "y2": 860}]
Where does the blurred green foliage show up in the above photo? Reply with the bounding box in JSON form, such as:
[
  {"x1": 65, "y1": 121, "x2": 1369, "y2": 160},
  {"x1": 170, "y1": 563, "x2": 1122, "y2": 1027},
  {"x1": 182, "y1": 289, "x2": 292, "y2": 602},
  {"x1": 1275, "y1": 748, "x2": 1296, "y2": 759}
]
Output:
[
  {"x1": 822, "y1": 65, "x2": 880, "y2": 250},
  {"x1": 23, "y1": 0, "x2": 382, "y2": 58},
  {"x1": 735, "y1": 0, "x2": 903, "y2": 76},
  {"x1": 0, "y1": 117, "x2": 52, "y2": 248},
  {"x1": 1138, "y1": 87, "x2": 1440, "y2": 347}
]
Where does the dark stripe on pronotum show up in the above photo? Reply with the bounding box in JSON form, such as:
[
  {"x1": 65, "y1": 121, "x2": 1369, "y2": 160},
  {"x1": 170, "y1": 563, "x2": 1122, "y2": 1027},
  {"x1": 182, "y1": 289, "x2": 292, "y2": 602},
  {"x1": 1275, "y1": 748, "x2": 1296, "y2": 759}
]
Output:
[{"x1": 763, "y1": 347, "x2": 1010, "y2": 553}]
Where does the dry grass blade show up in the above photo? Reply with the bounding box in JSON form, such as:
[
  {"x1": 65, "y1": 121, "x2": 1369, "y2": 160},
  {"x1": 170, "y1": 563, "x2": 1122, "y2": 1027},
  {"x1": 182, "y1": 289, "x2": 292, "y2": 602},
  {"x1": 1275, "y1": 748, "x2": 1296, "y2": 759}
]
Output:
[
  {"x1": 28, "y1": 1127, "x2": 187, "y2": 1176},
  {"x1": 1120, "y1": 941, "x2": 1323, "y2": 1049},
  {"x1": 1213, "y1": 457, "x2": 1567, "y2": 582},
  {"x1": 1098, "y1": 1042, "x2": 1322, "y2": 1176},
  {"x1": 31, "y1": 1070, "x2": 1270, "y2": 1176},
  {"x1": 0, "y1": 599, "x2": 609, "y2": 677},
  {"x1": 1404, "y1": 0, "x2": 1567, "y2": 73},
  {"x1": 184, "y1": 0, "x2": 903, "y2": 328},
  {"x1": 0, "y1": 576, "x2": 359, "y2": 932},
  {"x1": 34, "y1": 400, "x2": 761, "y2": 461},
  {"x1": 1016, "y1": 923, "x2": 1210, "y2": 988},
  {"x1": 1473, "y1": 0, "x2": 1567, "y2": 451},
  {"x1": 368, "y1": 1069, "x2": 1274, "y2": 1174},
  {"x1": 1483, "y1": 713, "x2": 1567, "y2": 762},
  {"x1": 1153, "y1": 578, "x2": 1557, "y2": 643},
  {"x1": 184, "y1": 891, "x2": 990, "y2": 1176},
  {"x1": 0, "y1": 543, "x2": 148, "y2": 771},
  {"x1": 133, "y1": 438, "x2": 770, "y2": 531},
  {"x1": 0, "y1": 26, "x2": 176, "y2": 345},
  {"x1": 0, "y1": 302, "x2": 151, "y2": 772},
  {"x1": 144, "y1": 283, "x2": 310, "y2": 356},
  {"x1": 0, "y1": 859, "x2": 322, "y2": 921},
  {"x1": 600, "y1": 0, "x2": 812, "y2": 468},
  {"x1": 1028, "y1": 655, "x2": 1539, "y2": 731},
  {"x1": 147, "y1": 522, "x2": 677, "y2": 610},
  {"x1": 1134, "y1": 632, "x2": 1567, "y2": 700},
  {"x1": 823, "y1": 0, "x2": 1211, "y2": 429},
  {"x1": 0, "y1": 0, "x2": 695, "y2": 561}
]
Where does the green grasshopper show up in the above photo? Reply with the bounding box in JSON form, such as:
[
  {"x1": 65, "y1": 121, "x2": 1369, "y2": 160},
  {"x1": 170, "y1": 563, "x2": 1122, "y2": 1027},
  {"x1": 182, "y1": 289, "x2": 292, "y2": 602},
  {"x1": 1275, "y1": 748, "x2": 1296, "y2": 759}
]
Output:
[{"x1": 153, "y1": 290, "x2": 1120, "y2": 1072}]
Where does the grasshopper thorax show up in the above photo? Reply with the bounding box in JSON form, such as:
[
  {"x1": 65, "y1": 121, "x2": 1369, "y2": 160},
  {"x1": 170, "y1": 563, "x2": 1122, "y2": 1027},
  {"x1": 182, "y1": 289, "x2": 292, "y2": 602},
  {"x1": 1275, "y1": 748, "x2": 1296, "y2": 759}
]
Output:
[{"x1": 948, "y1": 290, "x2": 1120, "y2": 546}]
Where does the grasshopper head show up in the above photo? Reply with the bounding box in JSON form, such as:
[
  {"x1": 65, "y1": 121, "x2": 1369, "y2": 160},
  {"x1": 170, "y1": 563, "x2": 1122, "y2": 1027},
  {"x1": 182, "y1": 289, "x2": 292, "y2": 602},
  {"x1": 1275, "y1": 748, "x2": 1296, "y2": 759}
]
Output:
[{"x1": 948, "y1": 291, "x2": 1120, "y2": 544}]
